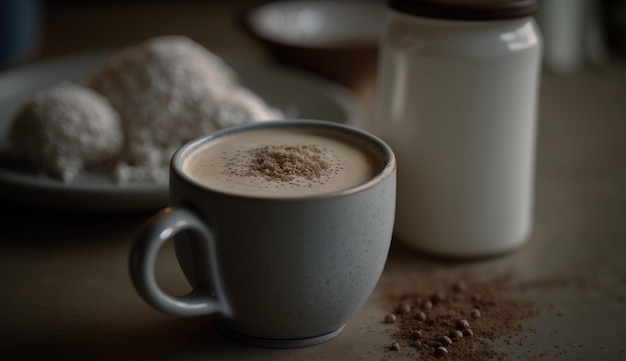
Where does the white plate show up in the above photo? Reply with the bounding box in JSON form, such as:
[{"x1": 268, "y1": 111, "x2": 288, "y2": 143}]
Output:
[{"x1": 0, "y1": 52, "x2": 361, "y2": 212}]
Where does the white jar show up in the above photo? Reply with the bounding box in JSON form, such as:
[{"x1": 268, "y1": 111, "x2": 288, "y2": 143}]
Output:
[{"x1": 374, "y1": 0, "x2": 542, "y2": 257}]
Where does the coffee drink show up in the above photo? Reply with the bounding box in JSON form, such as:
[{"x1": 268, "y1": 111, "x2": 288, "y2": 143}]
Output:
[
  {"x1": 182, "y1": 126, "x2": 385, "y2": 197},
  {"x1": 131, "y1": 120, "x2": 396, "y2": 347}
]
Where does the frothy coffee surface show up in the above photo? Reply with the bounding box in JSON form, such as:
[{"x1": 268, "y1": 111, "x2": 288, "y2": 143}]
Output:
[{"x1": 182, "y1": 127, "x2": 385, "y2": 197}]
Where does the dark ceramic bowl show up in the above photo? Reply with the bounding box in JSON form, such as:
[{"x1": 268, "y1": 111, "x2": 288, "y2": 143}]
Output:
[{"x1": 239, "y1": 0, "x2": 387, "y2": 89}]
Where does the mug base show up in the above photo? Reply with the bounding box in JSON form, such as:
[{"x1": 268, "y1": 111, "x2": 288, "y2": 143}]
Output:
[{"x1": 216, "y1": 323, "x2": 345, "y2": 348}]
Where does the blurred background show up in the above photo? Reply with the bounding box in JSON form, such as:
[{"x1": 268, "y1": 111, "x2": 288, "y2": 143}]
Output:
[{"x1": 2, "y1": 0, "x2": 626, "y2": 77}]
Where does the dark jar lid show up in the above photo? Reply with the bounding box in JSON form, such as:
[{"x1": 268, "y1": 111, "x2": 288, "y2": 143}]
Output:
[{"x1": 388, "y1": 0, "x2": 538, "y2": 21}]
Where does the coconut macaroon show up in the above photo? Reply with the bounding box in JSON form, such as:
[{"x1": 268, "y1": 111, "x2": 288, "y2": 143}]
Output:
[
  {"x1": 89, "y1": 36, "x2": 284, "y2": 182},
  {"x1": 9, "y1": 82, "x2": 123, "y2": 182}
]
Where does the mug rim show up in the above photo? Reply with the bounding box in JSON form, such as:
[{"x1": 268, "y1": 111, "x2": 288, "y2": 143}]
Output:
[{"x1": 171, "y1": 119, "x2": 396, "y2": 201}]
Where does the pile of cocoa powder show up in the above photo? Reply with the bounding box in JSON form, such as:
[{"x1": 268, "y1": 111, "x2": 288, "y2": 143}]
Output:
[
  {"x1": 246, "y1": 144, "x2": 330, "y2": 182},
  {"x1": 383, "y1": 275, "x2": 539, "y2": 360}
]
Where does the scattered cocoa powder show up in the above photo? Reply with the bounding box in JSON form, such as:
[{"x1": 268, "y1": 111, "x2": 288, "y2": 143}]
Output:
[
  {"x1": 244, "y1": 144, "x2": 330, "y2": 182},
  {"x1": 384, "y1": 275, "x2": 539, "y2": 360}
]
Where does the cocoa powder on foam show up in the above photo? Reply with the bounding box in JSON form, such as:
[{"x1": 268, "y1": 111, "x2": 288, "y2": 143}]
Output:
[{"x1": 245, "y1": 144, "x2": 330, "y2": 182}]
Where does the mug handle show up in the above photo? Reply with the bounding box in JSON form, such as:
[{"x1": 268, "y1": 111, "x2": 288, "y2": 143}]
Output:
[{"x1": 129, "y1": 207, "x2": 232, "y2": 317}]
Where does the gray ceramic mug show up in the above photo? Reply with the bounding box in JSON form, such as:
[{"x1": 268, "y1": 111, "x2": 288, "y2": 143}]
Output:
[{"x1": 129, "y1": 119, "x2": 396, "y2": 348}]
